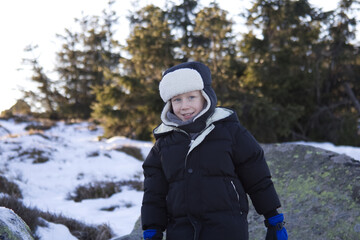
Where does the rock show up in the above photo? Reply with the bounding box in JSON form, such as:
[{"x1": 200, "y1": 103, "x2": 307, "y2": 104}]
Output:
[
  {"x1": 255, "y1": 143, "x2": 360, "y2": 240},
  {"x1": 0, "y1": 206, "x2": 34, "y2": 240},
  {"x1": 117, "y1": 143, "x2": 360, "y2": 240},
  {"x1": 110, "y1": 217, "x2": 142, "y2": 240}
]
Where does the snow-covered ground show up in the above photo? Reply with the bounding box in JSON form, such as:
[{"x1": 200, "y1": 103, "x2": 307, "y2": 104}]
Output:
[
  {"x1": 0, "y1": 118, "x2": 152, "y2": 239},
  {"x1": 0, "y1": 118, "x2": 359, "y2": 239}
]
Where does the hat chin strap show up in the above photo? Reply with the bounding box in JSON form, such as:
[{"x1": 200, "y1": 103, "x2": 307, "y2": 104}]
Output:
[
  {"x1": 160, "y1": 102, "x2": 174, "y2": 126},
  {"x1": 195, "y1": 90, "x2": 211, "y2": 120}
]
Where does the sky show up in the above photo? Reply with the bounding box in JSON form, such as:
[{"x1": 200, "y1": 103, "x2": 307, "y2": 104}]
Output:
[
  {"x1": 0, "y1": 0, "x2": 348, "y2": 113},
  {"x1": 0, "y1": 117, "x2": 359, "y2": 239}
]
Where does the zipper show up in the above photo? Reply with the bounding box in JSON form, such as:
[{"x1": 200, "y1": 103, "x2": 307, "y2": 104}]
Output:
[
  {"x1": 230, "y1": 180, "x2": 243, "y2": 215},
  {"x1": 189, "y1": 218, "x2": 199, "y2": 240},
  {"x1": 230, "y1": 180, "x2": 240, "y2": 201},
  {"x1": 184, "y1": 124, "x2": 215, "y2": 168}
]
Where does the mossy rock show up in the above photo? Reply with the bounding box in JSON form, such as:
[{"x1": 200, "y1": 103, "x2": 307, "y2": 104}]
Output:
[
  {"x1": 0, "y1": 207, "x2": 34, "y2": 240},
  {"x1": 247, "y1": 143, "x2": 360, "y2": 240},
  {"x1": 112, "y1": 217, "x2": 142, "y2": 240}
]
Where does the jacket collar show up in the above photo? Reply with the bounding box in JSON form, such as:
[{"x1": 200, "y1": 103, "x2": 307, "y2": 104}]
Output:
[{"x1": 154, "y1": 107, "x2": 233, "y2": 137}]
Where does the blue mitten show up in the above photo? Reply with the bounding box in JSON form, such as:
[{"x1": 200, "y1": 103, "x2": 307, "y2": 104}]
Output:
[
  {"x1": 143, "y1": 229, "x2": 163, "y2": 240},
  {"x1": 264, "y1": 213, "x2": 288, "y2": 240}
]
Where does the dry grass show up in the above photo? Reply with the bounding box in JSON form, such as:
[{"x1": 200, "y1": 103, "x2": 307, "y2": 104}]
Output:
[
  {"x1": 115, "y1": 145, "x2": 144, "y2": 161},
  {"x1": 0, "y1": 175, "x2": 23, "y2": 198},
  {"x1": 0, "y1": 195, "x2": 114, "y2": 240},
  {"x1": 17, "y1": 148, "x2": 50, "y2": 164},
  {"x1": 67, "y1": 179, "x2": 143, "y2": 202},
  {"x1": 67, "y1": 181, "x2": 121, "y2": 202}
]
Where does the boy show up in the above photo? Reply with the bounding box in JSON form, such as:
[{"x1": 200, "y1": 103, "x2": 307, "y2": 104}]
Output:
[{"x1": 141, "y1": 61, "x2": 287, "y2": 240}]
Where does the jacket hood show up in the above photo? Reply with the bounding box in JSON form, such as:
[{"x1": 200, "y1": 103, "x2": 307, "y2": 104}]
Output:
[{"x1": 159, "y1": 62, "x2": 218, "y2": 133}]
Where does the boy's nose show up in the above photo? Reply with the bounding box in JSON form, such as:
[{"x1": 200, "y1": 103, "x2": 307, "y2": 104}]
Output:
[{"x1": 180, "y1": 101, "x2": 190, "y2": 109}]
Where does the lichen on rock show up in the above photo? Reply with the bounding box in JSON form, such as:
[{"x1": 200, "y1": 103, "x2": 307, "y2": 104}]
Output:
[{"x1": 0, "y1": 207, "x2": 34, "y2": 240}]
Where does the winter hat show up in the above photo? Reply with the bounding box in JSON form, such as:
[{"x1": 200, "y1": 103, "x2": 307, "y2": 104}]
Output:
[
  {"x1": 159, "y1": 61, "x2": 218, "y2": 132},
  {"x1": 159, "y1": 61, "x2": 213, "y2": 102}
]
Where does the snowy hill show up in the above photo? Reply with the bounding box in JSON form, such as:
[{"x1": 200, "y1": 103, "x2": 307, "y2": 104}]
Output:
[
  {"x1": 0, "y1": 118, "x2": 152, "y2": 239},
  {"x1": 1, "y1": 117, "x2": 360, "y2": 239}
]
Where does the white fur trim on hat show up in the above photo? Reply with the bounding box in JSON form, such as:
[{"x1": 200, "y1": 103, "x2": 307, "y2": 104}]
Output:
[{"x1": 159, "y1": 68, "x2": 204, "y2": 102}]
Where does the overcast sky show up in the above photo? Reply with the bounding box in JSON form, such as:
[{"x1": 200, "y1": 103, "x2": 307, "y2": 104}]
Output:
[{"x1": 0, "y1": 0, "x2": 345, "y2": 112}]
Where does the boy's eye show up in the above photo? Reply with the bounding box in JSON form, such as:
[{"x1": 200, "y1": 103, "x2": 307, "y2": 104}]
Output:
[{"x1": 172, "y1": 98, "x2": 181, "y2": 102}]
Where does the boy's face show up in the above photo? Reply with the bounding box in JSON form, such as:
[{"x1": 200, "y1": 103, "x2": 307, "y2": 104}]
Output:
[{"x1": 171, "y1": 90, "x2": 205, "y2": 122}]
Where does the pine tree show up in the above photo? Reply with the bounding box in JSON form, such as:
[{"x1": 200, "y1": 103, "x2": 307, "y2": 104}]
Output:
[
  {"x1": 56, "y1": 1, "x2": 121, "y2": 119},
  {"x1": 92, "y1": 4, "x2": 176, "y2": 140},
  {"x1": 239, "y1": 0, "x2": 322, "y2": 142},
  {"x1": 311, "y1": 0, "x2": 360, "y2": 145},
  {"x1": 21, "y1": 45, "x2": 60, "y2": 117},
  {"x1": 191, "y1": 2, "x2": 245, "y2": 108},
  {"x1": 166, "y1": 0, "x2": 198, "y2": 61}
]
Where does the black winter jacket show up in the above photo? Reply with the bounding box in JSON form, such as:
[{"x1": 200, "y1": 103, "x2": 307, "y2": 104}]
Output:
[{"x1": 141, "y1": 107, "x2": 281, "y2": 240}]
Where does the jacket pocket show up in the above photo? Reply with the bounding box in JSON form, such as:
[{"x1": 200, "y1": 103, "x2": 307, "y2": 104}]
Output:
[
  {"x1": 230, "y1": 180, "x2": 240, "y2": 202},
  {"x1": 224, "y1": 178, "x2": 243, "y2": 215}
]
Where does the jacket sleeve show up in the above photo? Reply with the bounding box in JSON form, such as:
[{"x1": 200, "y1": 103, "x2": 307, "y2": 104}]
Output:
[
  {"x1": 141, "y1": 141, "x2": 168, "y2": 231},
  {"x1": 231, "y1": 125, "x2": 281, "y2": 215}
]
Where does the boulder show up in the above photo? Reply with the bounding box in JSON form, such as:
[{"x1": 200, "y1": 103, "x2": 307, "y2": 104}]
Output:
[
  {"x1": 0, "y1": 206, "x2": 34, "y2": 240},
  {"x1": 249, "y1": 143, "x2": 360, "y2": 239},
  {"x1": 110, "y1": 217, "x2": 142, "y2": 240}
]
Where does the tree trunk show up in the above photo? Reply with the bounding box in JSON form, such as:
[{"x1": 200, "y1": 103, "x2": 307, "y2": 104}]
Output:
[{"x1": 344, "y1": 82, "x2": 360, "y2": 115}]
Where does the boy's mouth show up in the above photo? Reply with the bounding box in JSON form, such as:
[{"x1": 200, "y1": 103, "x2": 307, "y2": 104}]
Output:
[{"x1": 182, "y1": 112, "x2": 194, "y2": 120}]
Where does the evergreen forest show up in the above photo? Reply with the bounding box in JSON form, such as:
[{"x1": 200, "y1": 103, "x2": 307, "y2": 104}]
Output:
[{"x1": 6, "y1": 0, "x2": 360, "y2": 146}]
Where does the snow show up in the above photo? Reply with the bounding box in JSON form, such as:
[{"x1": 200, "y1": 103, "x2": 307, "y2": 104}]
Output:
[
  {"x1": 0, "y1": 118, "x2": 152, "y2": 239},
  {"x1": 37, "y1": 218, "x2": 78, "y2": 240},
  {"x1": 0, "y1": 118, "x2": 359, "y2": 239},
  {"x1": 289, "y1": 141, "x2": 360, "y2": 161}
]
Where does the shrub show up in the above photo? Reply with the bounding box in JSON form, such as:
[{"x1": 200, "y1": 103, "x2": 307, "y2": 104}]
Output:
[
  {"x1": 0, "y1": 175, "x2": 23, "y2": 198},
  {"x1": 25, "y1": 123, "x2": 53, "y2": 131},
  {"x1": 67, "y1": 181, "x2": 121, "y2": 202},
  {"x1": 18, "y1": 149, "x2": 50, "y2": 164},
  {"x1": 119, "y1": 179, "x2": 143, "y2": 191},
  {"x1": 28, "y1": 131, "x2": 50, "y2": 140},
  {"x1": 87, "y1": 151, "x2": 100, "y2": 157},
  {"x1": 100, "y1": 205, "x2": 119, "y2": 211},
  {"x1": 68, "y1": 179, "x2": 143, "y2": 202},
  {"x1": 115, "y1": 145, "x2": 144, "y2": 161}
]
